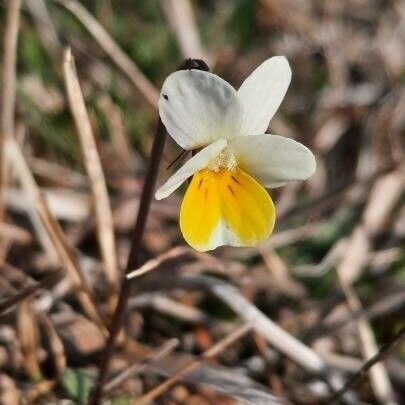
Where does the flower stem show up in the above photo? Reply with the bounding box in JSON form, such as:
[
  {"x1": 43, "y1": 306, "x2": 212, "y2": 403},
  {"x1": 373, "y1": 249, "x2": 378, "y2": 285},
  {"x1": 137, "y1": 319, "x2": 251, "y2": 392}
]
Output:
[{"x1": 89, "y1": 58, "x2": 209, "y2": 405}]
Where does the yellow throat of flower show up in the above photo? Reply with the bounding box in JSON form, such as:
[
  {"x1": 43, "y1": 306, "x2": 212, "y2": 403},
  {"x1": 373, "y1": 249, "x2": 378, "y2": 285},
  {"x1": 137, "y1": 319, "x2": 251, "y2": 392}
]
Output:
[{"x1": 207, "y1": 149, "x2": 237, "y2": 172}]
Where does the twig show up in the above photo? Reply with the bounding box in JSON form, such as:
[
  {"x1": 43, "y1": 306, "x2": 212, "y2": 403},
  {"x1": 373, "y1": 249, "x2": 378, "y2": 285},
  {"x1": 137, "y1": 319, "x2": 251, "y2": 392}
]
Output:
[
  {"x1": 133, "y1": 322, "x2": 254, "y2": 405},
  {"x1": 63, "y1": 47, "x2": 119, "y2": 294},
  {"x1": 89, "y1": 58, "x2": 209, "y2": 405},
  {"x1": 53, "y1": 0, "x2": 159, "y2": 108},
  {"x1": 104, "y1": 338, "x2": 179, "y2": 394},
  {"x1": 126, "y1": 246, "x2": 190, "y2": 279},
  {"x1": 0, "y1": 269, "x2": 64, "y2": 315},
  {"x1": 330, "y1": 326, "x2": 404, "y2": 405},
  {"x1": 0, "y1": 0, "x2": 22, "y2": 246}
]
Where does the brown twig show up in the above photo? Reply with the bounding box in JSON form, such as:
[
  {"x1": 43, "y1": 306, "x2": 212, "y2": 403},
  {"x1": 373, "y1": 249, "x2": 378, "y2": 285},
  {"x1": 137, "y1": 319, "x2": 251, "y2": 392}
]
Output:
[
  {"x1": 329, "y1": 325, "x2": 404, "y2": 405},
  {"x1": 53, "y1": 0, "x2": 159, "y2": 108},
  {"x1": 63, "y1": 47, "x2": 119, "y2": 294},
  {"x1": 89, "y1": 58, "x2": 209, "y2": 405},
  {"x1": 126, "y1": 246, "x2": 190, "y2": 279},
  {"x1": 0, "y1": 269, "x2": 64, "y2": 315},
  {"x1": 132, "y1": 322, "x2": 253, "y2": 405}
]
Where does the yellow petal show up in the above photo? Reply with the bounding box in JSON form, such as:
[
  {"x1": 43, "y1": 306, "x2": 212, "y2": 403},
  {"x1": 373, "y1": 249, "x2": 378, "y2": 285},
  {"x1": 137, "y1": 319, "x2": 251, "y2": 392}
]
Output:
[{"x1": 180, "y1": 168, "x2": 275, "y2": 251}]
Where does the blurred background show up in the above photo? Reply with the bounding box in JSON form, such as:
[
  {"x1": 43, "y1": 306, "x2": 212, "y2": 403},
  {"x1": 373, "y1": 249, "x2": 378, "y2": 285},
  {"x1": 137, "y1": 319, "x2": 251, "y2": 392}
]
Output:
[{"x1": 0, "y1": 0, "x2": 404, "y2": 404}]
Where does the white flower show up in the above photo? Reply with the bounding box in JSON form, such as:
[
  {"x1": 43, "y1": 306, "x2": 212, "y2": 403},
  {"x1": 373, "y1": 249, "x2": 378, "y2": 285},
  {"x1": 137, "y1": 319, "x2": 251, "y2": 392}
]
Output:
[{"x1": 155, "y1": 56, "x2": 316, "y2": 252}]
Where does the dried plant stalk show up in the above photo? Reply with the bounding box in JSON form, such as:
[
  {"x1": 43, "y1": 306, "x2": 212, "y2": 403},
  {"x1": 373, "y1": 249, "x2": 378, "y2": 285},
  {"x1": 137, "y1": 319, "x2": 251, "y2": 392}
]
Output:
[
  {"x1": 6, "y1": 135, "x2": 105, "y2": 332},
  {"x1": 63, "y1": 47, "x2": 119, "y2": 294},
  {"x1": 0, "y1": 0, "x2": 22, "y2": 257},
  {"x1": 40, "y1": 315, "x2": 66, "y2": 377},
  {"x1": 17, "y1": 300, "x2": 42, "y2": 380}
]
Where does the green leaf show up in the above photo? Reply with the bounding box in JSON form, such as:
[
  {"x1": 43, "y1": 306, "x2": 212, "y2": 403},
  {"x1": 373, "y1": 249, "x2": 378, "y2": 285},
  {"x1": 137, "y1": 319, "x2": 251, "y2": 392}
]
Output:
[{"x1": 61, "y1": 368, "x2": 94, "y2": 404}]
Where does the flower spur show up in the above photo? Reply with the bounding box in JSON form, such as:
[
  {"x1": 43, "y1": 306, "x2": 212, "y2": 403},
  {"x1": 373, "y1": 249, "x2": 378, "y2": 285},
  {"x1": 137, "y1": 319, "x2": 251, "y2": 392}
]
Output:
[{"x1": 155, "y1": 56, "x2": 316, "y2": 252}]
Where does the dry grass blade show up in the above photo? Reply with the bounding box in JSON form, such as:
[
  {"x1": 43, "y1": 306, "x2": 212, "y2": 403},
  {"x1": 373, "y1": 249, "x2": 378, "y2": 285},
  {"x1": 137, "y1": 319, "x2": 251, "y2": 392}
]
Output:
[
  {"x1": 330, "y1": 325, "x2": 405, "y2": 405},
  {"x1": 127, "y1": 246, "x2": 228, "y2": 280},
  {"x1": 339, "y1": 281, "x2": 398, "y2": 405},
  {"x1": 17, "y1": 299, "x2": 41, "y2": 380},
  {"x1": 104, "y1": 338, "x2": 179, "y2": 394},
  {"x1": 133, "y1": 322, "x2": 254, "y2": 405},
  {"x1": 6, "y1": 187, "x2": 90, "y2": 222},
  {"x1": 160, "y1": 0, "x2": 210, "y2": 63},
  {"x1": 97, "y1": 95, "x2": 134, "y2": 171},
  {"x1": 336, "y1": 167, "x2": 404, "y2": 405},
  {"x1": 0, "y1": 269, "x2": 63, "y2": 315},
  {"x1": 5, "y1": 128, "x2": 59, "y2": 263},
  {"x1": 0, "y1": 0, "x2": 20, "y2": 137},
  {"x1": 0, "y1": 0, "x2": 22, "y2": 254},
  {"x1": 39, "y1": 315, "x2": 66, "y2": 377},
  {"x1": 63, "y1": 47, "x2": 119, "y2": 294},
  {"x1": 0, "y1": 221, "x2": 32, "y2": 245},
  {"x1": 25, "y1": 0, "x2": 62, "y2": 64},
  {"x1": 0, "y1": 374, "x2": 20, "y2": 405},
  {"x1": 127, "y1": 246, "x2": 190, "y2": 279},
  {"x1": 155, "y1": 274, "x2": 355, "y2": 402},
  {"x1": 5, "y1": 135, "x2": 105, "y2": 332},
  {"x1": 35, "y1": 191, "x2": 106, "y2": 333},
  {"x1": 54, "y1": 0, "x2": 158, "y2": 108},
  {"x1": 206, "y1": 277, "x2": 326, "y2": 374}
]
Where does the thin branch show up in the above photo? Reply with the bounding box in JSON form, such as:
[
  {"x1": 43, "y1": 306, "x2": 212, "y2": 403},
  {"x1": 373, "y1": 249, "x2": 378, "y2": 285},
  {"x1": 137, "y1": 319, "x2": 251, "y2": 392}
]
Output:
[
  {"x1": 63, "y1": 47, "x2": 119, "y2": 293},
  {"x1": 330, "y1": 325, "x2": 404, "y2": 405},
  {"x1": 53, "y1": 0, "x2": 159, "y2": 108},
  {"x1": 126, "y1": 246, "x2": 190, "y2": 279},
  {"x1": 0, "y1": 269, "x2": 64, "y2": 315}
]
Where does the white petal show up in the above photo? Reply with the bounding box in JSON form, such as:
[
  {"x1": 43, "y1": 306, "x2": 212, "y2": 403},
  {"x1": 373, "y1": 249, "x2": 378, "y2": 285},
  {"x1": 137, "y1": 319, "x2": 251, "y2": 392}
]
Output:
[
  {"x1": 155, "y1": 139, "x2": 227, "y2": 200},
  {"x1": 237, "y1": 56, "x2": 292, "y2": 135},
  {"x1": 229, "y1": 134, "x2": 316, "y2": 188},
  {"x1": 159, "y1": 70, "x2": 243, "y2": 150}
]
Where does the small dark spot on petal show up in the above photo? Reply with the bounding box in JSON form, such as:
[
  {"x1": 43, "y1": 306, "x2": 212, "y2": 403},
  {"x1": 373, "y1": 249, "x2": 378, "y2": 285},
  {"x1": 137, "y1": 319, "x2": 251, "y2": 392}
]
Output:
[
  {"x1": 198, "y1": 178, "x2": 203, "y2": 189},
  {"x1": 227, "y1": 185, "x2": 235, "y2": 196},
  {"x1": 163, "y1": 94, "x2": 168, "y2": 100},
  {"x1": 231, "y1": 175, "x2": 240, "y2": 184}
]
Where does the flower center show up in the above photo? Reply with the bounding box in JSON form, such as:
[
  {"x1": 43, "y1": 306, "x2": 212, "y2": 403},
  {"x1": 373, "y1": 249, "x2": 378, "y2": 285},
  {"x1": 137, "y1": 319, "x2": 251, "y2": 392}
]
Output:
[{"x1": 207, "y1": 148, "x2": 237, "y2": 172}]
